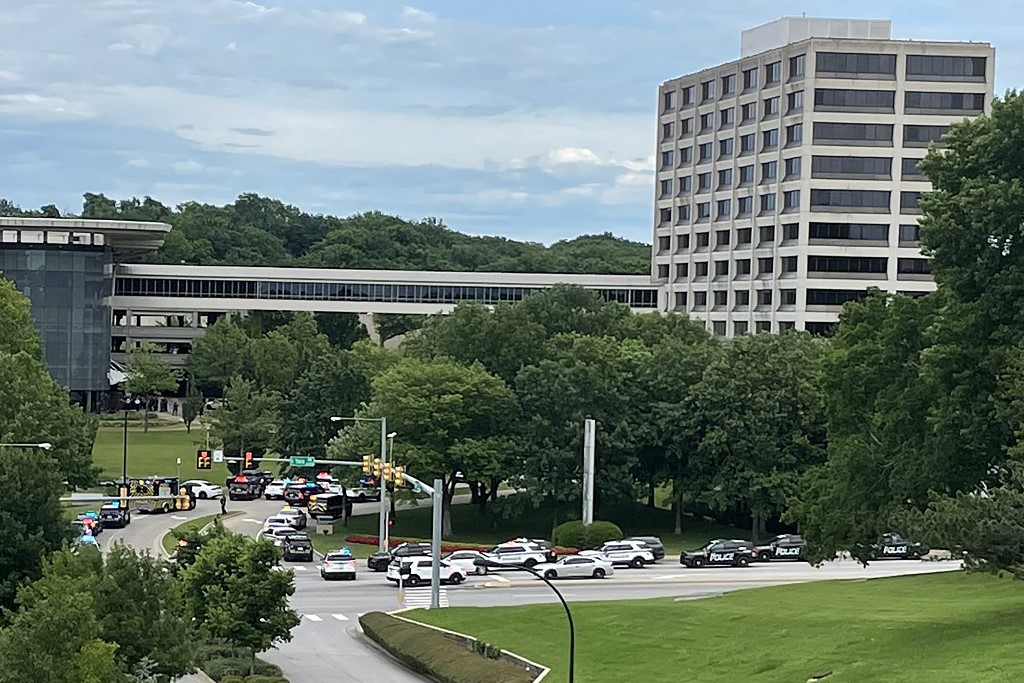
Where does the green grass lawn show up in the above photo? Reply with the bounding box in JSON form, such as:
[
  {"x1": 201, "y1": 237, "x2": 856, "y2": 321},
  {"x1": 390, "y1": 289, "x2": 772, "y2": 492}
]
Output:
[
  {"x1": 308, "y1": 500, "x2": 741, "y2": 557},
  {"x1": 411, "y1": 572, "x2": 1024, "y2": 683},
  {"x1": 91, "y1": 424, "x2": 232, "y2": 483}
]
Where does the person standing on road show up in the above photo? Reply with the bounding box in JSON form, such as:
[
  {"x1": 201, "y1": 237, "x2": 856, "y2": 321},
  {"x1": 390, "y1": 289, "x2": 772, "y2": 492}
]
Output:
[{"x1": 220, "y1": 495, "x2": 226, "y2": 515}]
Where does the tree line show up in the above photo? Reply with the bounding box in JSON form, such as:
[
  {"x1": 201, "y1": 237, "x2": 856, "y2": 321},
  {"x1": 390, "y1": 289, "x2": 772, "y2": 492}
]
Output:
[{"x1": 0, "y1": 193, "x2": 651, "y2": 275}]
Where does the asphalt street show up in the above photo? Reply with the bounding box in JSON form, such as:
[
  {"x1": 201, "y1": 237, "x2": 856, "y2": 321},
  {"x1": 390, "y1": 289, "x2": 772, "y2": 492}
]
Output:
[{"x1": 108, "y1": 492, "x2": 964, "y2": 683}]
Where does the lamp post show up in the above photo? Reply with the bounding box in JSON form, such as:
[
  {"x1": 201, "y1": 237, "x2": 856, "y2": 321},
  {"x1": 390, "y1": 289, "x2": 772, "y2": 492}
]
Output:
[
  {"x1": 474, "y1": 558, "x2": 575, "y2": 683},
  {"x1": 331, "y1": 415, "x2": 389, "y2": 552},
  {"x1": 385, "y1": 431, "x2": 397, "y2": 545},
  {"x1": 122, "y1": 396, "x2": 142, "y2": 486}
]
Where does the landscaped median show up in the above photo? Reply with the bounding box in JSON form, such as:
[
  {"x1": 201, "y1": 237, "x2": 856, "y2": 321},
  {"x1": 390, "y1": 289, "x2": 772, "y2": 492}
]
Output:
[
  {"x1": 161, "y1": 512, "x2": 240, "y2": 556},
  {"x1": 359, "y1": 612, "x2": 546, "y2": 683},
  {"x1": 410, "y1": 572, "x2": 1024, "y2": 682}
]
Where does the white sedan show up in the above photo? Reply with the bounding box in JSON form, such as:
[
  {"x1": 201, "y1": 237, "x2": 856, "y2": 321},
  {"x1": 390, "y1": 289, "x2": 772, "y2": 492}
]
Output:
[
  {"x1": 259, "y1": 525, "x2": 299, "y2": 547},
  {"x1": 182, "y1": 479, "x2": 223, "y2": 500},
  {"x1": 443, "y1": 550, "x2": 491, "y2": 576},
  {"x1": 535, "y1": 556, "x2": 614, "y2": 580},
  {"x1": 264, "y1": 480, "x2": 288, "y2": 500}
]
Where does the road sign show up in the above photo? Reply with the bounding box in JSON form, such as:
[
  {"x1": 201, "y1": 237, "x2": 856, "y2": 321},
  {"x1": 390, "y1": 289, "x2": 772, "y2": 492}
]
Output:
[
  {"x1": 290, "y1": 456, "x2": 316, "y2": 468},
  {"x1": 212, "y1": 449, "x2": 224, "y2": 463}
]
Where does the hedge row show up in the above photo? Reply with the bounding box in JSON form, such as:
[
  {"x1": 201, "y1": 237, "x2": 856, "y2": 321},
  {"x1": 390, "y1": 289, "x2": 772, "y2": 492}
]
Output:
[
  {"x1": 359, "y1": 612, "x2": 537, "y2": 683},
  {"x1": 197, "y1": 640, "x2": 287, "y2": 682},
  {"x1": 552, "y1": 520, "x2": 623, "y2": 549},
  {"x1": 344, "y1": 534, "x2": 579, "y2": 555}
]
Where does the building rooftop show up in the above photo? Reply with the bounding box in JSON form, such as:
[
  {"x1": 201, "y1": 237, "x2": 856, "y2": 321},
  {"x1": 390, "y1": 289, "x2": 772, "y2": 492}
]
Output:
[
  {"x1": 0, "y1": 217, "x2": 171, "y2": 256},
  {"x1": 740, "y1": 17, "x2": 892, "y2": 57}
]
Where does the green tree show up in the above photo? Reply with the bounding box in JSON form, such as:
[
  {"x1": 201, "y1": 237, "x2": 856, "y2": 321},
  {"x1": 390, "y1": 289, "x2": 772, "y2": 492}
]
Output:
[
  {"x1": 316, "y1": 312, "x2": 370, "y2": 349},
  {"x1": 689, "y1": 333, "x2": 827, "y2": 541},
  {"x1": 187, "y1": 318, "x2": 252, "y2": 394},
  {"x1": 209, "y1": 377, "x2": 279, "y2": 469},
  {"x1": 0, "y1": 278, "x2": 42, "y2": 359},
  {"x1": 275, "y1": 351, "x2": 371, "y2": 460},
  {"x1": 371, "y1": 313, "x2": 422, "y2": 347},
  {"x1": 180, "y1": 534, "x2": 299, "y2": 675},
  {"x1": 182, "y1": 377, "x2": 204, "y2": 433},
  {"x1": 329, "y1": 357, "x2": 518, "y2": 536},
  {"x1": 250, "y1": 330, "x2": 298, "y2": 395},
  {"x1": 0, "y1": 446, "x2": 68, "y2": 609},
  {"x1": 787, "y1": 292, "x2": 939, "y2": 562},
  {"x1": 124, "y1": 343, "x2": 178, "y2": 432}
]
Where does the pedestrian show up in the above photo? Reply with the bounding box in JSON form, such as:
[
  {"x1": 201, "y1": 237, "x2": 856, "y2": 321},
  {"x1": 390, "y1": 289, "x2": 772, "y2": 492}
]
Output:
[
  {"x1": 220, "y1": 495, "x2": 226, "y2": 515},
  {"x1": 172, "y1": 401, "x2": 179, "y2": 416}
]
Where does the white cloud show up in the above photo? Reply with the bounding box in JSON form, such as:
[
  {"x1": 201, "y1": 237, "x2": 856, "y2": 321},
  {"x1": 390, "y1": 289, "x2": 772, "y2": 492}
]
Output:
[
  {"x1": 547, "y1": 147, "x2": 602, "y2": 165},
  {"x1": 126, "y1": 158, "x2": 150, "y2": 168},
  {"x1": 108, "y1": 42, "x2": 134, "y2": 51},
  {"x1": 0, "y1": 70, "x2": 19, "y2": 81},
  {"x1": 225, "y1": 41, "x2": 238, "y2": 51},
  {"x1": 0, "y1": 93, "x2": 94, "y2": 118},
  {"x1": 402, "y1": 6, "x2": 436, "y2": 23},
  {"x1": 171, "y1": 160, "x2": 204, "y2": 172}
]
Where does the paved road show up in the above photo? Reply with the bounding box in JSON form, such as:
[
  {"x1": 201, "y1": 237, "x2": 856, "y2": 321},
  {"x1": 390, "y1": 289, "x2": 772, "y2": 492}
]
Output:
[{"x1": 113, "y1": 492, "x2": 962, "y2": 683}]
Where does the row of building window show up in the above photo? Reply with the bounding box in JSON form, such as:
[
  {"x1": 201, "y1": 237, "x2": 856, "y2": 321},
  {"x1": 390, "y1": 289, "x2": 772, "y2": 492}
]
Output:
[
  {"x1": 113, "y1": 278, "x2": 660, "y2": 308},
  {"x1": 659, "y1": 153, "x2": 802, "y2": 182},
  {"x1": 660, "y1": 154, "x2": 926, "y2": 187},
  {"x1": 667, "y1": 92, "x2": 807, "y2": 137},
  {"x1": 661, "y1": 123, "x2": 949, "y2": 158},
  {"x1": 812, "y1": 88, "x2": 985, "y2": 113},
  {"x1": 674, "y1": 286, "x2": 929, "y2": 316},
  {"x1": 662, "y1": 54, "x2": 988, "y2": 111},
  {"x1": 656, "y1": 222, "x2": 922, "y2": 255},
  {"x1": 658, "y1": 188, "x2": 924, "y2": 224},
  {"x1": 657, "y1": 255, "x2": 930, "y2": 281}
]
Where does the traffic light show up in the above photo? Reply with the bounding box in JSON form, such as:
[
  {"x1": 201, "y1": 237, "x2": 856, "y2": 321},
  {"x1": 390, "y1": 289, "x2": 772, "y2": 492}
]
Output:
[
  {"x1": 361, "y1": 455, "x2": 372, "y2": 474},
  {"x1": 372, "y1": 457, "x2": 382, "y2": 477},
  {"x1": 244, "y1": 450, "x2": 254, "y2": 469},
  {"x1": 393, "y1": 465, "x2": 405, "y2": 485},
  {"x1": 382, "y1": 463, "x2": 392, "y2": 480},
  {"x1": 196, "y1": 449, "x2": 212, "y2": 470}
]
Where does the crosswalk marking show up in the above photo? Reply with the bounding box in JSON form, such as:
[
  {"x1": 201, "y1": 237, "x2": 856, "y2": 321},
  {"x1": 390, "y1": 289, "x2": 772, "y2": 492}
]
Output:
[
  {"x1": 489, "y1": 574, "x2": 511, "y2": 583},
  {"x1": 303, "y1": 614, "x2": 322, "y2": 622},
  {"x1": 331, "y1": 614, "x2": 348, "y2": 621}
]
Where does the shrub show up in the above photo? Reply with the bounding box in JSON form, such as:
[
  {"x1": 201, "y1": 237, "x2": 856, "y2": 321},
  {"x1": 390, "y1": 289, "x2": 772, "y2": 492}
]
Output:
[
  {"x1": 201, "y1": 655, "x2": 283, "y2": 681},
  {"x1": 359, "y1": 612, "x2": 536, "y2": 683},
  {"x1": 244, "y1": 676, "x2": 289, "y2": 683},
  {"x1": 552, "y1": 520, "x2": 623, "y2": 549},
  {"x1": 219, "y1": 677, "x2": 245, "y2": 683}
]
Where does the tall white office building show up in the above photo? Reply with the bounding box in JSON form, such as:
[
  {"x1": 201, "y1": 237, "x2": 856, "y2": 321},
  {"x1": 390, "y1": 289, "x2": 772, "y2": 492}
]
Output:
[{"x1": 651, "y1": 17, "x2": 994, "y2": 335}]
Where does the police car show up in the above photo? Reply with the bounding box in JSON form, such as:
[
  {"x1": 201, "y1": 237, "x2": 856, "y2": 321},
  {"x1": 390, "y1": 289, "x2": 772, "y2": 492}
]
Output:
[
  {"x1": 874, "y1": 532, "x2": 928, "y2": 560},
  {"x1": 578, "y1": 540, "x2": 655, "y2": 568},
  {"x1": 482, "y1": 541, "x2": 553, "y2": 569},
  {"x1": 321, "y1": 549, "x2": 358, "y2": 580},
  {"x1": 755, "y1": 534, "x2": 806, "y2": 562},
  {"x1": 680, "y1": 539, "x2": 755, "y2": 568}
]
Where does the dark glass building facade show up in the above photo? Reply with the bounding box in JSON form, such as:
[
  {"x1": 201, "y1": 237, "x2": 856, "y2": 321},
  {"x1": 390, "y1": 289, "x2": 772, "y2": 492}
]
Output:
[{"x1": 0, "y1": 245, "x2": 113, "y2": 396}]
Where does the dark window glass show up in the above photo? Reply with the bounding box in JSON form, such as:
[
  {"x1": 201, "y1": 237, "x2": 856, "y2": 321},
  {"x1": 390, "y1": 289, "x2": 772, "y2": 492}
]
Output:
[
  {"x1": 809, "y1": 223, "x2": 889, "y2": 241},
  {"x1": 806, "y1": 289, "x2": 869, "y2": 305},
  {"x1": 759, "y1": 225, "x2": 775, "y2": 243},
  {"x1": 722, "y1": 74, "x2": 736, "y2": 95},
  {"x1": 741, "y1": 102, "x2": 757, "y2": 122},
  {"x1": 898, "y1": 258, "x2": 932, "y2": 274},
  {"x1": 906, "y1": 55, "x2": 987, "y2": 79},
  {"x1": 739, "y1": 165, "x2": 755, "y2": 184},
  {"x1": 902, "y1": 158, "x2": 925, "y2": 179},
  {"x1": 815, "y1": 52, "x2": 897, "y2": 75},
  {"x1": 781, "y1": 289, "x2": 797, "y2": 305},
  {"x1": 737, "y1": 196, "x2": 753, "y2": 215},
  {"x1": 901, "y1": 191, "x2": 923, "y2": 211},
  {"x1": 814, "y1": 88, "x2": 895, "y2": 110},
  {"x1": 811, "y1": 156, "x2": 892, "y2": 177},
  {"x1": 813, "y1": 122, "x2": 894, "y2": 143},
  {"x1": 905, "y1": 91, "x2": 985, "y2": 112},
  {"x1": 740, "y1": 134, "x2": 756, "y2": 153},
  {"x1": 807, "y1": 256, "x2": 888, "y2": 273},
  {"x1": 805, "y1": 322, "x2": 835, "y2": 336},
  {"x1": 789, "y1": 54, "x2": 806, "y2": 79},
  {"x1": 765, "y1": 61, "x2": 781, "y2": 84},
  {"x1": 743, "y1": 67, "x2": 758, "y2": 90},
  {"x1": 810, "y1": 189, "x2": 891, "y2": 209},
  {"x1": 899, "y1": 224, "x2": 920, "y2": 243},
  {"x1": 904, "y1": 125, "x2": 949, "y2": 145}
]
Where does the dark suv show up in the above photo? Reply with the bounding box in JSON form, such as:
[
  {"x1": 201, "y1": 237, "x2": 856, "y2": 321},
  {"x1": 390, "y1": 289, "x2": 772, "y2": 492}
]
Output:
[
  {"x1": 367, "y1": 542, "x2": 432, "y2": 572},
  {"x1": 680, "y1": 539, "x2": 755, "y2": 568},
  {"x1": 99, "y1": 503, "x2": 131, "y2": 529},
  {"x1": 755, "y1": 534, "x2": 806, "y2": 561},
  {"x1": 282, "y1": 534, "x2": 315, "y2": 562}
]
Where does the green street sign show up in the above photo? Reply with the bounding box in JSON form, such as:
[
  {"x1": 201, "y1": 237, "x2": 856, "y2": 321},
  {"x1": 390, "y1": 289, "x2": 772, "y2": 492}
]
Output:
[{"x1": 289, "y1": 456, "x2": 316, "y2": 468}]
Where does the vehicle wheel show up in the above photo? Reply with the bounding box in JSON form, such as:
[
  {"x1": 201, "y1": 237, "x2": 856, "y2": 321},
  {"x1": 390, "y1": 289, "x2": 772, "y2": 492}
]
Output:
[
  {"x1": 544, "y1": 570, "x2": 557, "y2": 580},
  {"x1": 524, "y1": 558, "x2": 538, "y2": 568},
  {"x1": 759, "y1": 551, "x2": 772, "y2": 562},
  {"x1": 630, "y1": 556, "x2": 644, "y2": 569},
  {"x1": 320, "y1": 572, "x2": 326, "y2": 579},
  {"x1": 406, "y1": 575, "x2": 421, "y2": 587},
  {"x1": 737, "y1": 556, "x2": 750, "y2": 567},
  {"x1": 161, "y1": 503, "x2": 170, "y2": 513},
  {"x1": 449, "y1": 573, "x2": 464, "y2": 585},
  {"x1": 691, "y1": 557, "x2": 705, "y2": 568},
  {"x1": 593, "y1": 568, "x2": 606, "y2": 579},
  {"x1": 199, "y1": 492, "x2": 208, "y2": 500},
  {"x1": 475, "y1": 565, "x2": 488, "y2": 575},
  {"x1": 357, "y1": 494, "x2": 366, "y2": 502}
]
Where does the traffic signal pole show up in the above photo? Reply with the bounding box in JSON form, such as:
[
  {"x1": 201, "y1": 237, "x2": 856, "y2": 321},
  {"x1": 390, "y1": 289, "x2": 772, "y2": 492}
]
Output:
[
  {"x1": 378, "y1": 418, "x2": 388, "y2": 553},
  {"x1": 399, "y1": 472, "x2": 442, "y2": 610}
]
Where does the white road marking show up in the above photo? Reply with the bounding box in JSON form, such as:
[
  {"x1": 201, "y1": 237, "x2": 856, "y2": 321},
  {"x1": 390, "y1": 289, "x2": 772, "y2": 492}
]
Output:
[
  {"x1": 171, "y1": 515, "x2": 187, "y2": 520},
  {"x1": 489, "y1": 575, "x2": 511, "y2": 583},
  {"x1": 243, "y1": 518, "x2": 263, "y2": 524},
  {"x1": 331, "y1": 614, "x2": 349, "y2": 621},
  {"x1": 303, "y1": 614, "x2": 322, "y2": 622},
  {"x1": 654, "y1": 574, "x2": 686, "y2": 580},
  {"x1": 292, "y1": 566, "x2": 307, "y2": 571}
]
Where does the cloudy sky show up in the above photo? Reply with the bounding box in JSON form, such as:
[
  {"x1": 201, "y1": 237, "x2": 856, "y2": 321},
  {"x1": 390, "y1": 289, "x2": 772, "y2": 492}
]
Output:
[{"x1": 0, "y1": 1, "x2": 1017, "y2": 243}]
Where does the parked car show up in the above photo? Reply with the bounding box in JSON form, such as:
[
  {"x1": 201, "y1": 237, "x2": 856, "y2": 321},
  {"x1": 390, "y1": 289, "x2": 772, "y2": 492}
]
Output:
[
  {"x1": 444, "y1": 550, "x2": 491, "y2": 576},
  {"x1": 873, "y1": 532, "x2": 928, "y2": 560},
  {"x1": 264, "y1": 480, "x2": 288, "y2": 500},
  {"x1": 276, "y1": 507, "x2": 307, "y2": 530},
  {"x1": 98, "y1": 502, "x2": 130, "y2": 528},
  {"x1": 181, "y1": 479, "x2": 223, "y2": 500},
  {"x1": 348, "y1": 485, "x2": 381, "y2": 502},
  {"x1": 282, "y1": 534, "x2": 315, "y2": 562},
  {"x1": 483, "y1": 541, "x2": 553, "y2": 569},
  {"x1": 755, "y1": 534, "x2": 806, "y2": 561},
  {"x1": 625, "y1": 536, "x2": 666, "y2": 561},
  {"x1": 386, "y1": 558, "x2": 465, "y2": 586},
  {"x1": 680, "y1": 539, "x2": 755, "y2": 568},
  {"x1": 536, "y1": 556, "x2": 614, "y2": 580},
  {"x1": 321, "y1": 550, "x2": 357, "y2": 580},
  {"x1": 579, "y1": 540, "x2": 654, "y2": 568},
  {"x1": 367, "y1": 542, "x2": 432, "y2": 572}
]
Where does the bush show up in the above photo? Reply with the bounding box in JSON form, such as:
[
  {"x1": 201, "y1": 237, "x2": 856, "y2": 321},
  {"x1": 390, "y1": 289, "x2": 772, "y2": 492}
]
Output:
[
  {"x1": 244, "y1": 676, "x2": 289, "y2": 683},
  {"x1": 219, "y1": 677, "x2": 245, "y2": 683},
  {"x1": 201, "y1": 655, "x2": 283, "y2": 681},
  {"x1": 360, "y1": 612, "x2": 536, "y2": 683},
  {"x1": 552, "y1": 520, "x2": 623, "y2": 549}
]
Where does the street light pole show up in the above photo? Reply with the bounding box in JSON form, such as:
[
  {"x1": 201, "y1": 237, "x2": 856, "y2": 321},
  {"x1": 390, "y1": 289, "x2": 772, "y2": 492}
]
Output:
[
  {"x1": 475, "y1": 559, "x2": 575, "y2": 683},
  {"x1": 385, "y1": 431, "x2": 397, "y2": 546}
]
